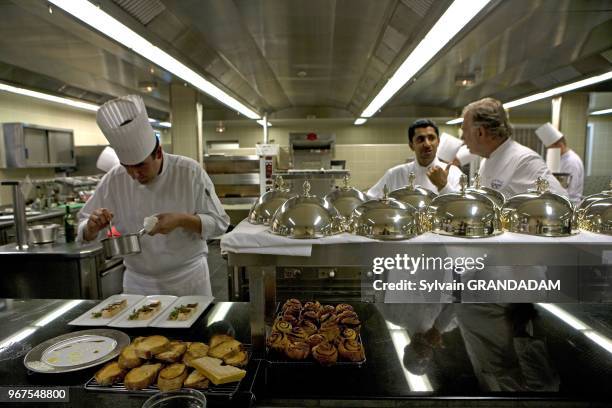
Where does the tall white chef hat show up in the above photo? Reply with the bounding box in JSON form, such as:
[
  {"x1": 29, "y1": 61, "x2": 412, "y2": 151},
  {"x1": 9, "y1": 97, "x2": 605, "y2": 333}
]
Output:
[
  {"x1": 96, "y1": 95, "x2": 156, "y2": 165},
  {"x1": 535, "y1": 123, "x2": 563, "y2": 147},
  {"x1": 456, "y1": 145, "x2": 478, "y2": 165},
  {"x1": 437, "y1": 132, "x2": 463, "y2": 163},
  {"x1": 96, "y1": 146, "x2": 120, "y2": 173}
]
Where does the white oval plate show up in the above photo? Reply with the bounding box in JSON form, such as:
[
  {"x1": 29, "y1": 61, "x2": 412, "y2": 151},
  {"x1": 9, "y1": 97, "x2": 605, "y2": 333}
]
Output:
[{"x1": 24, "y1": 329, "x2": 129, "y2": 374}]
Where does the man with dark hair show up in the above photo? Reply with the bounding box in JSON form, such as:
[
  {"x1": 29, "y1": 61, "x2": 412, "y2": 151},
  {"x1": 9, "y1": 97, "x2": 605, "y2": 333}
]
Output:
[
  {"x1": 367, "y1": 119, "x2": 463, "y2": 198},
  {"x1": 461, "y1": 98, "x2": 566, "y2": 197},
  {"x1": 78, "y1": 95, "x2": 229, "y2": 296}
]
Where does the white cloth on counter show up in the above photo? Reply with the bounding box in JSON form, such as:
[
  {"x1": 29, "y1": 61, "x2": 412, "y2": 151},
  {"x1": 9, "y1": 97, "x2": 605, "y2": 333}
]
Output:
[
  {"x1": 367, "y1": 157, "x2": 464, "y2": 199},
  {"x1": 560, "y1": 149, "x2": 584, "y2": 205},
  {"x1": 221, "y1": 219, "x2": 612, "y2": 256},
  {"x1": 77, "y1": 151, "x2": 229, "y2": 296},
  {"x1": 479, "y1": 138, "x2": 567, "y2": 198}
]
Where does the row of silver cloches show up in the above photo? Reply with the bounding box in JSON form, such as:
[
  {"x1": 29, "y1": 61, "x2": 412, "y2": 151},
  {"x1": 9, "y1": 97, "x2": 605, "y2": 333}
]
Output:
[{"x1": 248, "y1": 175, "x2": 612, "y2": 240}]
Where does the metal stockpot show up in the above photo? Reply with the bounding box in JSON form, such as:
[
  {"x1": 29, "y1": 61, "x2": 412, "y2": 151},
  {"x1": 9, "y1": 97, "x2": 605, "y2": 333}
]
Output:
[
  {"x1": 101, "y1": 228, "x2": 146, "y2": 259},
  {"x1": 324, "y1": 175, "x2": 367, "y2": 220},
  {"x1": 501, "y1": 177, "x2": 575, "y2": 237},
  {"x1": 248, "y1": 176, "x2": 296, "y2": 225},
  {"x1": 27, "y1": 224, "x2": 60, "y2": 244},
  {"x1": 427, "y1": 174, "x2": 502, "y2": 238}
]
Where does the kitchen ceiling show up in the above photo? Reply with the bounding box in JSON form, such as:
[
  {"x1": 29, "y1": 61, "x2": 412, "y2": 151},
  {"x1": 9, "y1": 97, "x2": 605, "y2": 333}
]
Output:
[{"x1": 0, "y1": 0, "x2": 611, "y2": 121}]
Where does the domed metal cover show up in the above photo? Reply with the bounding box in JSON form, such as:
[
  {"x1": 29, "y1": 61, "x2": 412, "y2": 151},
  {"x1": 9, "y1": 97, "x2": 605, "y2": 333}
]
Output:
[
  {"x1": 270, "y1": 181, "x2": 345, "y2": 238},
  {"x1": 349, "y1": 185, "x2": 420, "y2": 240},
  {"x1": 248, "y1": 177, "x2": 296, "y2": 225},
  {"x1": 501, "y1": 177, "x2": 575, "y2": 237},
  {"x1": 389, "y1": 172, "x2": 437, "y2": 210},
  {"x1": 427, "y1": 175, "x2": 502, "y2": 238},
  {"x1": 324, "y1": 175, "x2": 367, "y2": 220},
  {"x1": 576, "y1": 180, "x2": 612, "y2": 212},
  {"x1": 579, "y1": 197, "x2": 612, "y2": 235},
  {"x1": 466, "y1": 173, "x2": 505, "y2": 208}
]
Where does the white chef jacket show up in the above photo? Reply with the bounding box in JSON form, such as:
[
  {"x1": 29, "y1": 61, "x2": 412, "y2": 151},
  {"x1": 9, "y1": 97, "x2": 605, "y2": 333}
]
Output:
[
  {"x1": 560, "y1": 149, "x2": 584, "y2": 205},
  {"x1": 77, "y1": 152, "x2": 229, "y2": 296},
  {"x1": 367, "y1": 157, "x2": 464, "y2": 199},
  {"x1": 479, "y1": 138, "x2": 567, "y2": 198}
]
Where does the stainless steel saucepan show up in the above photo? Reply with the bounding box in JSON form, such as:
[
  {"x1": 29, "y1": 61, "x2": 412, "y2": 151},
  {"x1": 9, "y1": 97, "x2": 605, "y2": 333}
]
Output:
[{"x1": 100, "y1": 220, "x2": 146, "y2": 259}]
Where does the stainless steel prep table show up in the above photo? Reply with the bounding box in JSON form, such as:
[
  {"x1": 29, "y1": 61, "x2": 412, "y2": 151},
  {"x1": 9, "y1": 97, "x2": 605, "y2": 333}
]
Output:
[{"x1": 223, "y1": 222, "x2": 612, "y2": 351}]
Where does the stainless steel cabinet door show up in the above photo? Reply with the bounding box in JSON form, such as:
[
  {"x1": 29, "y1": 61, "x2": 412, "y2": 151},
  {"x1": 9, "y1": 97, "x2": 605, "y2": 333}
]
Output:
[
  {"x1": 48, "y1": 131, "x2": 75, "y2": 165},
  {"x1": 23, "y1": 127, "x2": 49, "y2": 165}
]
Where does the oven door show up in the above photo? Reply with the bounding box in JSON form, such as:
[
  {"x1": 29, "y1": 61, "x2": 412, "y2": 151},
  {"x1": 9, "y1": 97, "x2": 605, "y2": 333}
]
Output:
[{"x1": 98, "y1": 259, "x2": 124, "y2": 298}]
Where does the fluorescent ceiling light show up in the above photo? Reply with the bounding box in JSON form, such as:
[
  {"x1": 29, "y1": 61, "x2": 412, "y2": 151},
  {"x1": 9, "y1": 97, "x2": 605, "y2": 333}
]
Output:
[
  {"x1": 386, "y1": 321, "x2": 433, "y2": 392},
  {"x1": 49, "y1": 0, "x2": 260, "y2": 120},
  {"x1": 504, "y1": 70, "x2": 612, "y2": 109},
  {"x1": 590, "y1": 108, "x2": 612, "y2": 116},
  {"x1": 446, "y1": 117, "x2": 464, "y2": 125},
  {"x1": 157, "y1": 122, "x2": 172, "y2": 128},
  {"x1": 354, "y1": 118, "x2": 367, "y2": 125},
  {"x1": 0, "y1": 82, "x2": 99, "y2": 112},
  {"x1": 584, "y1": 331, "x2": 612, "y2": 354},
  {"x1": 358, "y1": 0, "x2": 491, "y2": 118},
  {"x1": 33, "y1": 300, "x2": 83, "y2": 327},
  {"x1": 257, "y1": 120, "x2": 272, "y2": 127},
  {"x1": 445, "y1": 69, "x2": 612, "y2": 123}
]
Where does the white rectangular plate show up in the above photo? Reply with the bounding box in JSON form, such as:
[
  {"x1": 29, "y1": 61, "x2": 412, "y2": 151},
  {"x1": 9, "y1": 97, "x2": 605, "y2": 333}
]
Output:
[
  {"x1": 149, "y1": 296, "x2": 214, "y2": 328},
  {"x1": 108, "y1": 295, "x2": 177, "y2": 328},
  {"x1": 68, "y1": 294, "x2": 144, "y2": 326}
]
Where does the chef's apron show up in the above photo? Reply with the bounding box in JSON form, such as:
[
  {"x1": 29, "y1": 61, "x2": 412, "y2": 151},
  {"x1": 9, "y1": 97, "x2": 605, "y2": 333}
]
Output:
[{"x1": 123, "y1": 256, "x2": 212, "y2": 296}]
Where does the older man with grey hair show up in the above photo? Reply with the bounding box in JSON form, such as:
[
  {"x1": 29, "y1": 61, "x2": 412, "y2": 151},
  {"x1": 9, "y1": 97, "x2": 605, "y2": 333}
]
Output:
[{"x1": 460, "y1": 97, "x2": 566, "y2": 198}]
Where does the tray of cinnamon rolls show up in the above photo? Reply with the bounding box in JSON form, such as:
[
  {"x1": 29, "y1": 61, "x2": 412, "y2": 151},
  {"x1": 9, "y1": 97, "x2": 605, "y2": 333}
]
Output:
[{"x1": 266, "y1": 299, "x2": 366, "y2": 367}]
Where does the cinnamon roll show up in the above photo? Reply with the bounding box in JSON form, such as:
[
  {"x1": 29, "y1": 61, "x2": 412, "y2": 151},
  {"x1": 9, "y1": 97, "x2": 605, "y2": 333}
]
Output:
[
  {"x1": 281, "y1": 299, "x2": 302, "y2": 312},
  {"x1": 303, "y1": 301, "x2": 321, "y2": 313},
  {"x1": 301, "y1": 310, "x2": 319, "y2": 324},
  {"x1": 319, "y1": 321, "x2": 341, "y2": 342},
  {"x1": 319, "y1": 312, "x2": 337, "y2": 326},
  {"x1": 306, "y1": 333, "x2": 326, "y2": 348},
  {"x1": 337, "y1": 311, "x2": 361, "y2": 332},
  {"x1": 267, "y1": 332, "x2": 289, "y2": 354},
  {"x1": 281, "y1": 312, "x2": 299, "y2": 326},
  {"x1": 299, "y1": 320, "x2": 318, "y2": 336},
  {"x1": 312, "y1": 342, "x2": 338, "y2": 366},
  {"x1": 335, "y1": 303, "x2": 354, "y2": 314},
  {"x1": 273, "y1": 318, "x2": 293, "y2": 335},
  {"x1": 284, "y1": 341, "x2": 310, "y2": 360},
  {"x1": 339, "y1": 327, "x2": 358, "y2": 342},
  {"x1": 319, "y1": 305, "x2": 335, "y2": 317},
  {"x1": 338, "y1": 339, "x2": 365, "y2": 362},
  {"x1": 283, "y1": 304, "x2": 301, "y2": 318},
  {"x1": 287, "y1": 326, "x2": 309, "y2": 343}
]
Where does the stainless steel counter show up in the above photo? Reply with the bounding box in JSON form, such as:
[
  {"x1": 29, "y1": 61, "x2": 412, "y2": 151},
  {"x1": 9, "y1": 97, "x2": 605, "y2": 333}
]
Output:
[
  {"x1": 226, "y1": 240, "x2": 612, "y2": 351},
  {"x1": 0, "y1": 241, "x2": 123, "y2": 300}
]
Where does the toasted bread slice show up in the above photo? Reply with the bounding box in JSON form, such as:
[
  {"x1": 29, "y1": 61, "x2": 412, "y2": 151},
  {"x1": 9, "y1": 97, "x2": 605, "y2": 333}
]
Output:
[
  {"x1": 157, "y1": 363, "x2": 188, "y2": 392},
  {"x1": 223, "y1": 350, "x2": 248, "y2": 367},
  {"x1": 94, "y1": 361, "x2": 125, "y2": 386},
  {"x1": 209, "y1": 334, "x2": 234, "y2": 349},
  {"x1": 118, "y1": 343, "x2": 142, "y2": 370},
  {"x1": 155, "y1": 341, "x2": 187, "y2": 363},
  {"x1": 184, "y1": 369, "x2": 210, "y2": 389},
  {"x1": 208, "y1": 339, "x2": 241, "y2": 359},
  {"x1": 182, "y1": 342, "x2": 209, "y2": 367},
  {"x1": 191, "y1": 356, "x2": 246, "y2": 385},
  {"x1": 135, "y1": 335, "x2": 170, "y2": 359},
  {"x1": 124, "y1": 363, "x2": 162, "y2": 390}
]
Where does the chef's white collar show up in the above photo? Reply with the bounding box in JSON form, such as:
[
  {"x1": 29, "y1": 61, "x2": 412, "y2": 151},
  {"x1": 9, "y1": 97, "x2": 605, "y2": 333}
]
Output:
[
  {"x1": 487, "y1": 137, "x2": 512, "y2": 161},
  {"x1": 158, "y1": 150, "x2": 169, "y2": 178},
  {"x1": 415, "y1": 156, "x2": 440, "y2": 170}
]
